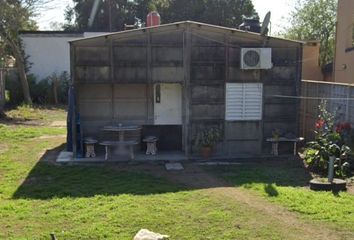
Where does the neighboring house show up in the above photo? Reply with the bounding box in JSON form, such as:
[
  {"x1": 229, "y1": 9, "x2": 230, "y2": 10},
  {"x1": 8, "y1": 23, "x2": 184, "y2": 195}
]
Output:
[
  {"x1": 302, "y1": 40, "x2": 326, "y2": 81},
  {"x1": 334, "y1": 0, "x2": 354, "y2": 84},
  {"x1": 20, "y1": 31, "x2": 108, "y2": 81},
  {"x1": 68, "y1": 21, "x2": 303, "y2": 158}
]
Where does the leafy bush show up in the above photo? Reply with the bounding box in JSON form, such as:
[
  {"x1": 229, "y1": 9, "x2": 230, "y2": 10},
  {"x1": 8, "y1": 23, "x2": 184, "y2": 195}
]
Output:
[
  {"x1": 194, "y1": 127, "x2": 222, "y2": 148},
  {"x1": 304, "y1": 100, "x2": 351, "y2": 178},
  {"x1": 5, "y1": 71, "x2": 69, "y2": 105}
]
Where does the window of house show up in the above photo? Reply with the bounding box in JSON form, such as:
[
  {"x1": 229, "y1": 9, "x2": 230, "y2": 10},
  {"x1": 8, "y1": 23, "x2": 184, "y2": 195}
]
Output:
[{"x1": 225, "y1": 83, "x2": 263, "y2": 121}]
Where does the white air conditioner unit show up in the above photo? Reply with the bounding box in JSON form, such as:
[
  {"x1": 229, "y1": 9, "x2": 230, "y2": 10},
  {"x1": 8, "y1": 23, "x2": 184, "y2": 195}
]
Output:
[{"x1": 240, "y1": 48, "x2": 273, "y2": 70}]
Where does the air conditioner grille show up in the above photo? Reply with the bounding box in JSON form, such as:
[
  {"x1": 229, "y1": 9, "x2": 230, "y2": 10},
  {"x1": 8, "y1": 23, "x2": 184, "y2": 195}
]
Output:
[{"x1": 243, "y1": 50, "x2": 260, "y2": 67}]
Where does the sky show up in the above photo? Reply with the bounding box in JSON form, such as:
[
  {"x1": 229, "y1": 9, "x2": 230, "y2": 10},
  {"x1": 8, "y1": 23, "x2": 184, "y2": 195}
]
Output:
[{"x1": 35, "y1": 0, "x2": 296, "y2": 35}]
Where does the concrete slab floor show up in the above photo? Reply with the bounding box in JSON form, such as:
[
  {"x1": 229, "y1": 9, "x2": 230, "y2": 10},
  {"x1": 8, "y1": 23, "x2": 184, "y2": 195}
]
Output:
[{"x1": 55, "y1": 151, "x2": 187, "y2": 163}]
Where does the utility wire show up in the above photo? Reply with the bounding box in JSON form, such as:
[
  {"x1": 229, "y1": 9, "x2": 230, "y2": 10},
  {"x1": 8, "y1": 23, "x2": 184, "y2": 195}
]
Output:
[{"x1": 269, "y1": 95, "x2": 354, "y2": 100}]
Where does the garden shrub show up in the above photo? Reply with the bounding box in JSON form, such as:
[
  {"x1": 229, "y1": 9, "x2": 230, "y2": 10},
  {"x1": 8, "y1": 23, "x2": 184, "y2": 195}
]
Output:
[
  {"x1": 5, "y1": 71, "x2": 69, "y2": 105},
  {"x1": 304, "y1": 100, "x2": 352, "y2": 178}
]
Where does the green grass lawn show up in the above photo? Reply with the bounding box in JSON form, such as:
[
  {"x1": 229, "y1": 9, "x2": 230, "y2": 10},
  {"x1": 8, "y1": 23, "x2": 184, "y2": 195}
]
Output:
[
  {"x1": 1, "y1": 106, "x2": 353, "y2": 239},
  {"x1": 206, "y1": 163, "x2": 354, "y2": 232}
]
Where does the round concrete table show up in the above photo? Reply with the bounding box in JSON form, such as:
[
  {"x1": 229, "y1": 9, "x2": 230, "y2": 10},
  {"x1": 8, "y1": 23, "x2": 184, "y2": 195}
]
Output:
[{"x1": 102, "y1": 124, "x2": 142, "y2": 158}]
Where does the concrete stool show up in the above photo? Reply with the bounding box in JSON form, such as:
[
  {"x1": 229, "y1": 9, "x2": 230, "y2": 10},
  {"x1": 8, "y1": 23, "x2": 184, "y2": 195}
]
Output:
[
  {"x1": 143, "y1": 136, "x2": 158, "y2": 155},
  {"x1": 84, "y1": 138, "x2": 98, "y2": 158}
]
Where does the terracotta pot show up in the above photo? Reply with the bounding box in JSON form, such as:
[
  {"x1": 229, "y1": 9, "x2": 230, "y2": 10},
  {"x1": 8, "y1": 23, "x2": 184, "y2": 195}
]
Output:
[{"x1": 201, "y1": 146, "x2": 213, "y2": 158}]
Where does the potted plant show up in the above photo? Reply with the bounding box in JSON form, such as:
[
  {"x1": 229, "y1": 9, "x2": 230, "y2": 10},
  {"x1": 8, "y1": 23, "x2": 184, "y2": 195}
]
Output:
[
  {"x1": 272, "y1": 129, "x2": 280, "y2": 140},
  {"x1": 195, "y1": 127, "x2": 222, "y2": 158}
]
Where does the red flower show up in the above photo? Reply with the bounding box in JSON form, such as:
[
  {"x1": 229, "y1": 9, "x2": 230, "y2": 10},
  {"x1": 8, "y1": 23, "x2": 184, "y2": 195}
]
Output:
[
  {"x1": 336, "y1": 122, "x2": 351, "y2": 133},
  {"x1": 315, "y1": 119, "x2": 325, "y2": 129},
  {"x1": 342, "y1": 122, "x2": 351, "y2": 130},
  {"x1": 336, "y1": 125, "x2": 342, "y2": 133}
]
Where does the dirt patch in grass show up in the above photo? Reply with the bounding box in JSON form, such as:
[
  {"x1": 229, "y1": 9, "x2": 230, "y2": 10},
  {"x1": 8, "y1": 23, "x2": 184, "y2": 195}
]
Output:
[
  {"x1": 0, "y1": 143, "x2": 8, "y2": 154},
  {"x1": 37, "y1": 134, "x2": 66, "y2": 140},
  {"x1": 1, "y1": 105, "x2": 66, "y2": 126},
  {"x1": 50, "y1": 121, "x2": 66, "y2": 127}
]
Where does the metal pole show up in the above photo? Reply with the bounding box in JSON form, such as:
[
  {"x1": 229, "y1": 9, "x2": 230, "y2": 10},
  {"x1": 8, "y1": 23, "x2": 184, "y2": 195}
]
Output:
[
  {"x1": 108, "y1": 0, "x2": 112, "y2": 32},
  {"x1": 328, "y1": 156, "x2": 335, "y2": 182}
]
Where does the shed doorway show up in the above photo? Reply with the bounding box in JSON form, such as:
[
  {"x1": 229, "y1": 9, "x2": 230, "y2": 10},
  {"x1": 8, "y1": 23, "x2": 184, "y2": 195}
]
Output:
[
  {"x1": 149, "y1": 83, "x2": 183, "y2": 152},
  {"x1": 153, "y1": 83, "x2": 182, "y2": 125}
]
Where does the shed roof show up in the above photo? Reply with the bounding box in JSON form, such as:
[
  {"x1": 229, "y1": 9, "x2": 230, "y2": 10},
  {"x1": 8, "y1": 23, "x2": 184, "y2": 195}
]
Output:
[{"x1": 69, "y1": 20, "x2": 304, "y2": 46}]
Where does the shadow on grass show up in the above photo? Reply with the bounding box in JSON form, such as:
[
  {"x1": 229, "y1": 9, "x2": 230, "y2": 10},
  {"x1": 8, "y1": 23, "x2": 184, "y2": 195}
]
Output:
[
  {"x1": 13, "y1": 145, "x2": 187, "y2": 200},
  {"x1": 264, "y1": 184, "x2": 279, "y2": 197},
  {"x1": 205, "y1": 159, "x2": 312, "y2": 188}
]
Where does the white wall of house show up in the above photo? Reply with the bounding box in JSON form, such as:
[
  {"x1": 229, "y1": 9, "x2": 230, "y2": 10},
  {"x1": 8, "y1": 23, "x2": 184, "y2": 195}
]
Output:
[
  {"x1": 21, "y1": 32, "x2": 108, "y2": 81},
  {"x1": 21, "y1": 33, "x2": 82, "y2": 81}
]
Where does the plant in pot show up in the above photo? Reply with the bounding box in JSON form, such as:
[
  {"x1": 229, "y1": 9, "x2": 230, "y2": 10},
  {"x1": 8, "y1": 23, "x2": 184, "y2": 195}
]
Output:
[
  {"x1": 272, "y1": 129, "x2": 281, "y2": 140},
  {"x1": 195, "y1": 127, "x2": 222, "y2": 158}
]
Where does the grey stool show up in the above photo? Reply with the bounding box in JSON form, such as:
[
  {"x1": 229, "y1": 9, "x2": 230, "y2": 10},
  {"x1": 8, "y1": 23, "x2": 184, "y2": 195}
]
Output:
[
  {"x1": 84, "y1": 138, "x2": 98, "y2": 158},
  {"x1": 143, "y1": 136, "x2": 158, "y2": 155}
]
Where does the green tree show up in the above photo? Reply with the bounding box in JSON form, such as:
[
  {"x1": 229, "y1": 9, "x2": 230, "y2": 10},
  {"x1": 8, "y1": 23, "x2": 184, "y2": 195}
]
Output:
[
  {"x1": 159, "y1": 0, "x2": 257, "y2": 27},
  {"x1": 65, "y1": 0, "x2": 140, "y2": 32},
  {"x1": 0, "y1": 0, "x2": 40, "y2": 104},
  {"x1": 282, "y1": 0, "x2": 337, "y2": 66},
  {"x1": 64, "y1": 0, "x2": 257, "y2": 31}
]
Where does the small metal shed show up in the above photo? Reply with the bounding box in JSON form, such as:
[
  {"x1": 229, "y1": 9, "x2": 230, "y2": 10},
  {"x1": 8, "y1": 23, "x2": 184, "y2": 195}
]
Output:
[{"x1": 68, "y1": 21, "x2": 303, "y2": 159}]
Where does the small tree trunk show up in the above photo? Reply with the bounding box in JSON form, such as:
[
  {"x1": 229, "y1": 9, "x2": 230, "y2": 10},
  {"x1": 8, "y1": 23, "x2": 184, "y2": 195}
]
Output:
[
  {"x1": 0, "y1": 68, "x2": 5, "y2": 115},
  {"x1": 16, "y1": 55, "x2": 32, "y2": 105},
  {"x1": 52, "y1": 76, "x2": 58, "y2": 105}
]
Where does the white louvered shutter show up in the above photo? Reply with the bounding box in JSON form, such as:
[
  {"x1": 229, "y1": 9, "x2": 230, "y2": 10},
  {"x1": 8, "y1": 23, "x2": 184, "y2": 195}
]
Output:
[{"x1": 225, "y1": 83, "x2": 263, "y2": 121}]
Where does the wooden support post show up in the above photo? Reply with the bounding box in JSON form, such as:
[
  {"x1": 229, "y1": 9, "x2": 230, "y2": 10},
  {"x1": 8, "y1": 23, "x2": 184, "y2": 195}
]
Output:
[
  {"x1": 224, "y1": 33, "x2": 230, "y2": 156},
  {"x1": 302, "y1": 82, "x2": 307, "y2": 138},
  {"x1": 346, "y1": 85, "x2": 350, "y2": 122},
  {"x1": 70, "y1": 43, "x2": 77, "y2": 157},
  {"x1": 109, "y1": 37, "x2": 115, "y2": 122},
  {"x1": 146, "y1": 30, "x2": 154, "y2": 124},
  {"x1": 296, "y1": 46, "x2": 303, "y2": 139},
  {"x1": 183, "y1": 24, "x2": 192, "y2": 156}
]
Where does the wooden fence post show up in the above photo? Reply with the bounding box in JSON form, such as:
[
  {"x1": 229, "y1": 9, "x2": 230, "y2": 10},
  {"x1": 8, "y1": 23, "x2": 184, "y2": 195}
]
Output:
[
  {"x1": 302, "y1": 81, "x2": 307, "y2": 138},
  {"x1": 346, "y1": 85, "x2": 350, "y2": 122}
]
